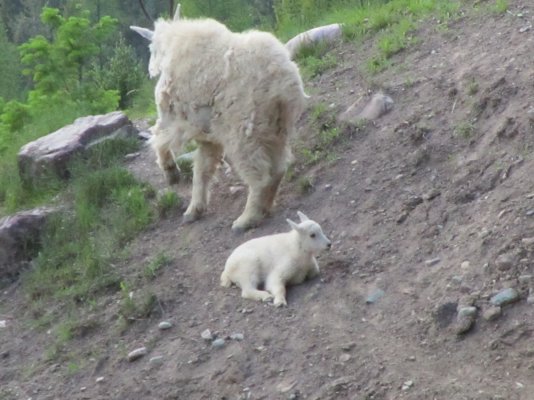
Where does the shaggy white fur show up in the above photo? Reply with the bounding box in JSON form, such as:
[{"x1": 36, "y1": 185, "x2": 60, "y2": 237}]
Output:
[
  {"x1": 221, "y1": 211, "x2": 331, "y2": 307},
  {"x1": 132, "y1": 13, "x2": 307, "y2": 231}
]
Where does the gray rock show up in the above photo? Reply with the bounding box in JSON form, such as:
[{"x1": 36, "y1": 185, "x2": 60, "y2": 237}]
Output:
[
  {"x1": 495, "y1": 253, "x2": 515, "y2": 271},
  {"x1": 0, "y1": 207, "x2": 59, "y2": 281},
  {"x1": 138, "y1": 130, "x2": 152, "y2": 140},
  {"x1": 158, "y1": 321, "x2": 173, "y2": 330},
  {"x1": 201, "y1": 329, "x2": 213, "y2": 341},
  {"x1": 490, "y1": 288, "x2": 520, "y2": 306},
  {"x1": 425, "y1": 257, "x2": 441, "y2": 266},
  {"x1": 285, "y1": 23, "x2": 342, "y2": 59},
  {"x1": 127, "y1": 347, "x2": 147, "y2": 362},
  {"x1": 483, "y1": 306, "x2": 502, "y2": 321},
  {"x1": 339, "y1": 93, "x2": 394, "y2": 124},
  {"x1": 454, "y1": 314, "x2": 476, "y2": 335},
  {"x1": 402, "y1": 380, "x2": 414, "y2": 391},
  {"x1": 95, "y1": 377, "x2": 104, "y2": 383},
  {"x1": 527, "y1": 296, "x2": 534, "y2": 305},
  {"x1": 457, "y1": 306, "x2": 477, "y2": 318},
  {"x1": 212, "y1": 338, "x2": 226, "y2": 348},
  {"x1": 149, "y1": 356, "x2": 164, "y2": 366},
  {"x1": 18, "y1": 111, "x2": 138, "y2": 183},
  {"x1": 365, "y1": 288, "x2": 385, "y2": 304}
]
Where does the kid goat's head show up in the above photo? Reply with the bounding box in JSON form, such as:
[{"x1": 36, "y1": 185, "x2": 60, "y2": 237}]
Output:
[{"x1": 287, "y1": 211, "x2": 331, "y2": 255}]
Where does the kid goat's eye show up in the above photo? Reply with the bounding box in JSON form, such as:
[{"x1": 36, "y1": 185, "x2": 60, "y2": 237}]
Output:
[{"x1": 310, "y1": 233, "x2": 316, "y2": 238}]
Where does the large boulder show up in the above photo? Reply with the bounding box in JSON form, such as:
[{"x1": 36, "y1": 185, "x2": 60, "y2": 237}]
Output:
[
  {"x1": 286, "y1": 23, "x2": 343, "y2": 59},
  {"x1": 0, "y1": 207, "x2": 57, "y2": 283},
  {"x1": 18, "y1": 111, "x2": 138, "y2": 183}
]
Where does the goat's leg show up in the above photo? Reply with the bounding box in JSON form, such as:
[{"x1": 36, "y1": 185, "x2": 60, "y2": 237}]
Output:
[
  {"x1": 151, "y1": 122, "x2": 181, "y2": 185},
  {"x1": 183, "y1": 142, "x2": 223, "y2": 223},
  {"x1": 241, "y1": 287, "x2": 274, "y2": 302},
  {"x1": 232, "y1": 166, "x2": 285, "y2": 232},
  {"x1": 156, "y1": 146, "x2": 180, "y2": 185},
  {"x1": 266, "y1": 276, "x2": 287, "y2": 307}
]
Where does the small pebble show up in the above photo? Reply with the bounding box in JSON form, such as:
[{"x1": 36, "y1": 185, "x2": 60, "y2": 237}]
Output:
[
  {"x1": 460, "y1": 261, "x2": 470, "y2": 269},
  {"x1": 80, "y1": 387, "x2": 86, "y2": 392},
  {"x1": 158, "y1": 321, "x2": 173, "y2": 330},
  {"x1": 212, "y1": 338, "x2": 226, "y2": 348},
  {"x1": 402, "y1": 380, "x2": 414, "y2": 391},
  {"x1": 230, "y1": 333, "x2": 244, "y2": 341},
  {"x1": 365, "y1": 288, "x2": 385, "y2": 304},
  {"x1": 201, "y1": 329, "x2": 213, "y2": 341},
  {"x1": 95, "y1": 377, "x2": 104, "y2": 383},
  {"x1": 149, "y1": 356, "x2": 164, "y2": 366},
  {"x1": 490, "y1": 288, "x2": 520, "y2": 306},
  {"x1": 0, "y1": 320, "x2": 6, "y2": 328},
  {"x1": 495, "y1": 254, "x2": 514, "y2": 271},
  {"x1": 457, "y1": 306, "x2": 477, "y2": 318},
  {"x1": 425, "y1": 257, "x2": 441, "y2": 266},
  {"x1": 339, "y1": 353, "x2": 351, "y2": 363},
  {"x1": 127, "y1": 347, "x2": 148, "y2": 362},
  {"x1": 483, "y1": 306, "x2": 502, "y2": 321},
  {"x1": 454, "y1": 314, "x2": 476, "y2": 335}
]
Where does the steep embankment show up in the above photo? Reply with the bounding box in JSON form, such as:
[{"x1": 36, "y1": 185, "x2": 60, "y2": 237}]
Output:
[{"x1": 1, "y1": 1, "x2": 533, "y2": 399}]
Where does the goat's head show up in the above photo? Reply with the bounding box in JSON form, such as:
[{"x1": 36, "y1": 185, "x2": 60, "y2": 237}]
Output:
[{"x1": 287, "y1": 211, "x2": 331, "y2": 255}]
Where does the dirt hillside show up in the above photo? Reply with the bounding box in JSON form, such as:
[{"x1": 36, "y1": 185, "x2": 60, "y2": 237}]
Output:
[{"x1": 1, "y1": 1, "x2": 534, "y2": 399}]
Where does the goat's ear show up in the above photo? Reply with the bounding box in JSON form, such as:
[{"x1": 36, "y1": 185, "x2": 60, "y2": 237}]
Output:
[
  {"x1": 297, "y1": 211, "x2": 309, "y2": 222},
  {"x1": 286, "y1": 218, "x2": 300, "y2": 231},
  {"x1": 173, "y1": 3, "x2": 181, "y2": 21},
  {"x1": 130, "y1": 26, "x2": 154, "y2": 41}
]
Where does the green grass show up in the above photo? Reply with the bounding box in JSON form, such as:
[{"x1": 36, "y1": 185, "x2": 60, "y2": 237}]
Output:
[
  {"x1": 21, "y1": 138, "x2": 154, "y2": 319},
  {"x1": 295, "y1": 41, "x2": 339, "y2": 79},
  {"x1": 467, "y1": 79, "x2": 479, "y2": 96},
  {"x1": 491, "y1": 0, "x2": 508, "y2": 14},
  {"x1": 144, "y1": 252, "x2": 173, "y2": 279},
  {"x1": 282, "y1": 0, "x2": 461, "y2": 76},
  {"x1": 157, "y1": 190, "x2": 182, "y2": 218},
  {"x1": 454, "y1": 121, "x2": 475, "y2": 139}
]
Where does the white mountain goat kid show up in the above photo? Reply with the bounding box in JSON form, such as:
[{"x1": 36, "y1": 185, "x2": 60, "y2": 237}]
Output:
[
  {"x1": 220, "y1": 211, "x2": 331, "y2": 306},
  {"x1": 131, "y1": 6, "x2": 307, "y2": 232}
]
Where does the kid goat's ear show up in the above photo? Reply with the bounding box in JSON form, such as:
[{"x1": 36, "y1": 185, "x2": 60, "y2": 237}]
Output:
[
  {"x1": 286, "y1": 218, "x2": 300, "y2": 231},
  {"x1": 297, "y1": 211, "x2": 310, "y2": 222}
]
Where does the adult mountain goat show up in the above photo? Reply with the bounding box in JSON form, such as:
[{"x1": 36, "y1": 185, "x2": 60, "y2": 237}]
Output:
[{"x1": 131, "y1": 6, "x2": 307, "y2": 231}]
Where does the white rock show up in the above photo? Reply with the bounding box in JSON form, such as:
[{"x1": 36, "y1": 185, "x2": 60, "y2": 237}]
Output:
[
  {"x1": 201, "y1": 329, "x2": 213, "y2": 341},
  {"x1": 158, "y1": 321, "x2": 173, "y2": 330},
  {"x1": 127, "y1": 347, "x2": 148, "y2": 362}
]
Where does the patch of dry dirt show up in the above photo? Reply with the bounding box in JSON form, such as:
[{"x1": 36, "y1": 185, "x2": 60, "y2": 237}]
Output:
[{"x1": 1, "y1": 2, "x2": 534, "y2": 399}]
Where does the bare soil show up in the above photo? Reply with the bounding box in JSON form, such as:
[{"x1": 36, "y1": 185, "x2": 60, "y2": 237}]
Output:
[{"x1": 2, "y1": 2, "x2": 534, "y2": 399}]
